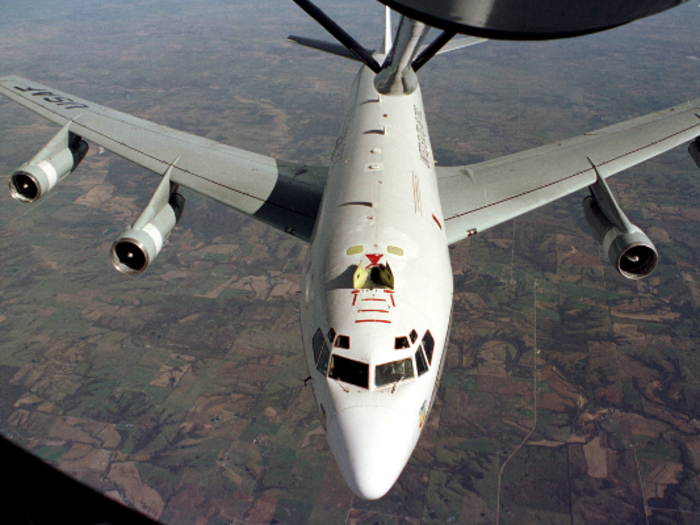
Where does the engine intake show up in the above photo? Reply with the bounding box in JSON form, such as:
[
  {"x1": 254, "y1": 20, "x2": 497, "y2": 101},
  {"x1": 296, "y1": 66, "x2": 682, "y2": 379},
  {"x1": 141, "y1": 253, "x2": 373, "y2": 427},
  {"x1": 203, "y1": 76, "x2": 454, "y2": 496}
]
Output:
[
  {"x1": 689, "y1": 138, "x2": 700, "y2": 170},
  {"x1": 8, "y1": 124, "x2": 88, "y2": 202},
  {"x1": 111, "y1": 164, "x2": 184, "y2": 274}
]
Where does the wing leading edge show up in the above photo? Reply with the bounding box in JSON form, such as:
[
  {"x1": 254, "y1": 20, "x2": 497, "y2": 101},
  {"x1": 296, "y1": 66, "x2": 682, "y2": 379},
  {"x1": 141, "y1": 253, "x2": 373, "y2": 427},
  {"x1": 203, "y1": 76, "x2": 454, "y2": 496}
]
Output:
[
  {"x1": 0, "y1": 76, "x2": 326, "y2": 241},
  {"x1": 438, "y1": 99, "x2": 700, "y2": 245}
]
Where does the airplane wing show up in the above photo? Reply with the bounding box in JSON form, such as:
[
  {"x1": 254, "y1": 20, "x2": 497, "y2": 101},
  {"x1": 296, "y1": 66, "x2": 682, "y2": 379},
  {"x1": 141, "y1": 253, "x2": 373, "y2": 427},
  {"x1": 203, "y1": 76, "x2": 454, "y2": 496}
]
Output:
[
  {"x1": 0, "y1": 76, "x2": 326, "y2": 241},
  {"x1": 438, "y1": 98, "x2": 700, "y2": 245}
]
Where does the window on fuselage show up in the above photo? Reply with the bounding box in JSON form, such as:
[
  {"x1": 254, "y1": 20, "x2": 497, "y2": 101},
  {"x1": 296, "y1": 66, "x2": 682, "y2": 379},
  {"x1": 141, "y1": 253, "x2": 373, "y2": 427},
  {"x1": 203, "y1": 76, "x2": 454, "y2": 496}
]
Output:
[
  {"x1": 312, "y1": 328, "x2": 324, "y2": 363},
  {"x1": 334, "y1": 335, "x2": 350, "y2": 349},
  {"x1": 395, "y1": 336, "x2": 409, "y2": 350},
  {"x1": 317, "y1": 340, "x2": 331, "y2": 374},
  {"x1": 329, "y1": 355, "x2": 369, "y2": 388},
  {"x1": 327, "y1": 328, "x2": 336, "y2": 344},
  {"x1": 422, "y1": 330, "x2": 435, "y2": 365},
  {"x1": 375, "y1": 358, "x2": 414, "y2": 388},
  {"x1": 410, "y1": 329, "x2": 418, "y2": 344},
  {"x1": 415, "y1": 348, "x2": 429, "y2": 376}
]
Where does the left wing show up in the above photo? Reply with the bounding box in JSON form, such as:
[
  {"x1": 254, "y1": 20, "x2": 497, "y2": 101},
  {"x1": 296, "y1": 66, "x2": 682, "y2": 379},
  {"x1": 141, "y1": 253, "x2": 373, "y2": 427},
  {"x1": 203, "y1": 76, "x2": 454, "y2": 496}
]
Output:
[
  {"x1": 0, "y1": 76, "x2": 326, "y2": 241},
  {"x1": 438, "y1": 98, "x2": 700, "y2": 245}
]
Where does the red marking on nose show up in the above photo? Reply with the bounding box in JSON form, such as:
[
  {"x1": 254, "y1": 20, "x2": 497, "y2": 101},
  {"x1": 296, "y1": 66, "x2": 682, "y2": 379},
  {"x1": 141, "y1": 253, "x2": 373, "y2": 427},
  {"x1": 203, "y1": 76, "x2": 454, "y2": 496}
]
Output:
[{"x1": 366, "y1": 253, "x2": 383, "y2": 267}]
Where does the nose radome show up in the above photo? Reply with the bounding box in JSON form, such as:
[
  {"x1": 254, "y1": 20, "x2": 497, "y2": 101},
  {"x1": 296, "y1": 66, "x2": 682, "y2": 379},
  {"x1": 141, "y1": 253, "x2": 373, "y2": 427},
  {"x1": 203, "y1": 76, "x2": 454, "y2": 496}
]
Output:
[{"x1": 327, "y1": 406, "x2": 415, "y2": 500}]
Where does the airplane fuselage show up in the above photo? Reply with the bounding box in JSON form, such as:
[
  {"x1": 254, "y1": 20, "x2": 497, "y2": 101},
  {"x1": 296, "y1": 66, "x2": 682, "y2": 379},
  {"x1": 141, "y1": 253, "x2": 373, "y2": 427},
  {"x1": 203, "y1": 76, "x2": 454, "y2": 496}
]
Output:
[{"x1": 300, "y1": 60, "x2": 453, "y2": 499}]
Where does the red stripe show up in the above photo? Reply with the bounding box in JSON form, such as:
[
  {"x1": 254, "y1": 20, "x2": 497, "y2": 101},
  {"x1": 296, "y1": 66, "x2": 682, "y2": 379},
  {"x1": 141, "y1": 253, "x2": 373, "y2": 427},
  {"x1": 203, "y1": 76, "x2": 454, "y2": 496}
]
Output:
[
  {"x1": 362, "y1": 298, "x2": 386, "y2": 302},
  {"x1": 355, "y1": 319, "x2": 392, "y2": 324},
  {"x1": 358, "y1": 309, "x2": 389, "y2": 313}
]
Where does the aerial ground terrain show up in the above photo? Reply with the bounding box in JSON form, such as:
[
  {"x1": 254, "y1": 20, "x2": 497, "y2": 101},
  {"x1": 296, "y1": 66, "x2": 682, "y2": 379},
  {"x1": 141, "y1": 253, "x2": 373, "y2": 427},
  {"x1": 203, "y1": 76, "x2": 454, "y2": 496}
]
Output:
[{"x1": 1, "y1": 0, "x2": 700, "y2": 523}]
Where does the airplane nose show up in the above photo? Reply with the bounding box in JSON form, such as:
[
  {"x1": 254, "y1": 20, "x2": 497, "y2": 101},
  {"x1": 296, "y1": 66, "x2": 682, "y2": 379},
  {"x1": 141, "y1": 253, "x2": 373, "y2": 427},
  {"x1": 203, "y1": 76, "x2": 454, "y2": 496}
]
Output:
[{"x1": 326, "y1": 406, "x2": 415, "y2": 500}]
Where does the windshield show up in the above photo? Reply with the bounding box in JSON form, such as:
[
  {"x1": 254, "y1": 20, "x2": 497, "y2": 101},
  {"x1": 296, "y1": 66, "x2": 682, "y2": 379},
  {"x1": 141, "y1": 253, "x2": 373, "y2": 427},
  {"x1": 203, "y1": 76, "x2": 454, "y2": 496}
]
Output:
[
  {"x1": 375, "y1": 358, "x2": 414, "y2": 388},
  {"x1": 329, "y1": 355, "x2": 369, "y2": 388}
]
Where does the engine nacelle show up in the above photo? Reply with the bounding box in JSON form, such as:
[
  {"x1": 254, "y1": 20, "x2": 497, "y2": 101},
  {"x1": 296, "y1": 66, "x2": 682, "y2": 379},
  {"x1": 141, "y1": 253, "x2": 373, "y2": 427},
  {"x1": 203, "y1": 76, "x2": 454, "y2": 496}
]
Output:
[
  {"x1": 582, "y1": 181, "x2": 658, "y2": 280},
  {"x1": 689, "y1": 138, "x2": 700, "y2": 170},
  {"x1": 9, "y1": 124, "x2": 88, "y2": 203},
  {"x1": 111, "y1": 165, "x2": 184, "y2": 274}
]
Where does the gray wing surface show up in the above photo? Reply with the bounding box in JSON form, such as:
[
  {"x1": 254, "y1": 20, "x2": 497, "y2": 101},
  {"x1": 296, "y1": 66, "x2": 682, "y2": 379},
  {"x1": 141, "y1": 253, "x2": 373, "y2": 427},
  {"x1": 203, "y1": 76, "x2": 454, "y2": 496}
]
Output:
[
  {"x1": 438, "y1": 99, "x2": 700, "y2": 245},
  {"x1": 0, "y1": 75, "x2": 326, "y2": 241}
]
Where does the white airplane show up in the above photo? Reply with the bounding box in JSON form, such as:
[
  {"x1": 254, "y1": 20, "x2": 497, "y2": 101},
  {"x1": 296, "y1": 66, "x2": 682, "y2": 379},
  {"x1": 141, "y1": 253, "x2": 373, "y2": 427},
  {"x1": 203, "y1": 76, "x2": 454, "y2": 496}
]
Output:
[{"x1": 2, "y1": 3, "x2": 700, "y2": 502}]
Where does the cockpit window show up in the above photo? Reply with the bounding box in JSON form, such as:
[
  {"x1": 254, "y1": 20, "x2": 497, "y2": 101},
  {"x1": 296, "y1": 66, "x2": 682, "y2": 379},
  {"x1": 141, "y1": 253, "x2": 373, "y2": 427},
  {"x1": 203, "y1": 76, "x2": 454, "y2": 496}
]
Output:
[
  {"x1": 415, "y1": 348, "x2": 429, "y2": 376},
  {"x1": 334, "y1": 335, "x2": 350, "y2": 349},
  {"x1": 410, "y1": 329, "x2": 418, "y2": 343},
  {"x1": 312, "y1": 328, "x2": 324, "y2": 363},
  {"x1": 317, "y1": 340, "x2": 331, "y2": 374},
  {"x1": 375, "y1": 358, "x2": 414, "y2": 388},
  {"x1": 327, "y1": 328, "x2": 336, "y2": 344},
  {"x1": 395, "y1": 336, "x2": 410, "y2": 350},
  {"x1": 422, "y1": 330, "x2": 435, "y2": 365},
  {"x1": 329, "y1": 355, "x2": 369, "y2": 388}
]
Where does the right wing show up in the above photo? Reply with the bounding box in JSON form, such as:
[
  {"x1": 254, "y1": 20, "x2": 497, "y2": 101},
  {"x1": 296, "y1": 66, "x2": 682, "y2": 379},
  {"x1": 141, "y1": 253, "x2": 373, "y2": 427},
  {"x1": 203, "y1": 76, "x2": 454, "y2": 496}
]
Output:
[
  {"x1": 0, "y1": 76, "x2": 326, "y2": 241},
  {"x1": 438, "y1": 98, "x2": 700, "y2": 245}
]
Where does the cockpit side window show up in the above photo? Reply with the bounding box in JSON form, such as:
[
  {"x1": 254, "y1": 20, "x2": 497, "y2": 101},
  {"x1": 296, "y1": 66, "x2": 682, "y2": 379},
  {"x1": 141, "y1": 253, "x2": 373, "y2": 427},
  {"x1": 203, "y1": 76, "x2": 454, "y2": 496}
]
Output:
[
  {"x1": 422, "y1": 330, "x2": 435, "y2": 365},
  {"x1": 415, "y1": 348, "x2": 429, "y2": 376},
  {"x1": 317, "y1": 340, "x2": 331, "y2": 374},
  {"x1": 395, "y1": 336, "x2": 410, "y2": 350},
  {"x1": 327, "y1": 328, "x2": 336, "y2": 344},
  {"x1": 410, "y1": 329, "x2": 418, "y2": 343},
  {"x1": 334, "y1": 335, "x2": 350, "y2": 349},
  {"x1": 375, "y1": 358, "x2": 414, "y2": 387},
  {"x1": 312, "y1": 328, "x2": 324, "y2": 363},
  {"x1": 329, "y1": 355, "x2": 369, "y2": 388}
]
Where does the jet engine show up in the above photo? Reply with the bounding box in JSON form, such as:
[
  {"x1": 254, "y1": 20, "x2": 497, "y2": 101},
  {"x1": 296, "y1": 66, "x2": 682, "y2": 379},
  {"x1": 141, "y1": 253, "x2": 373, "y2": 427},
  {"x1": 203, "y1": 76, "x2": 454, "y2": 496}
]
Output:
[
  {"x1": 582, "y1": 171, "x2": 658, "y2": 280},
  {"x1": 8, "y1": 123, "x2": 88, "y2": 202},
  {"x1": 689, "y1": 137, "x2": 700, "y2": 170},
  {"x1": 111, "y1": 163, "x2": 185, "y2": 274}
]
